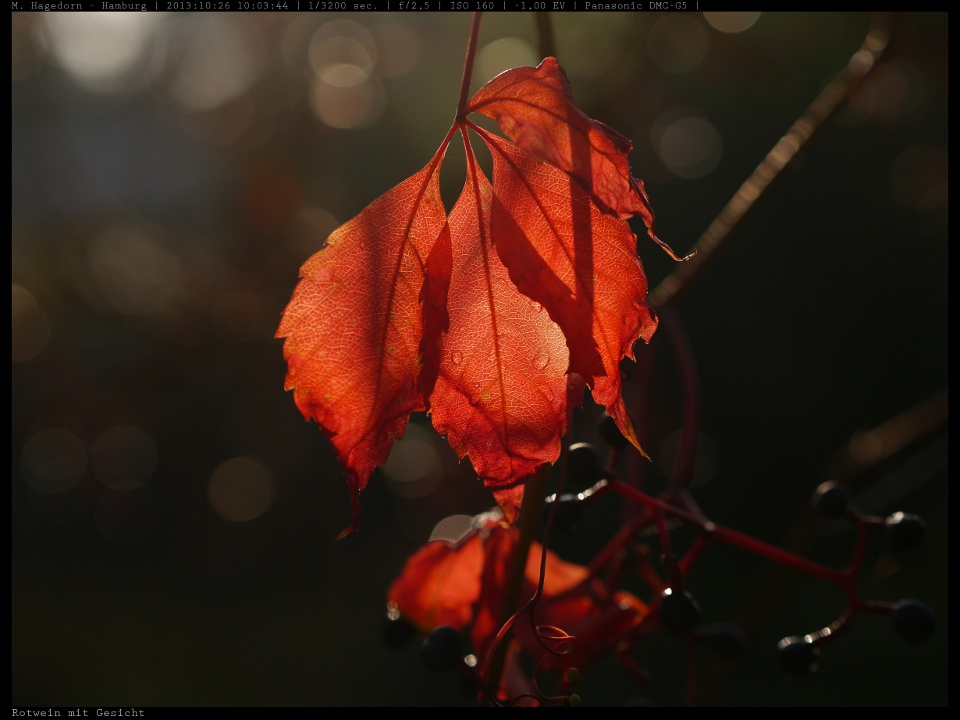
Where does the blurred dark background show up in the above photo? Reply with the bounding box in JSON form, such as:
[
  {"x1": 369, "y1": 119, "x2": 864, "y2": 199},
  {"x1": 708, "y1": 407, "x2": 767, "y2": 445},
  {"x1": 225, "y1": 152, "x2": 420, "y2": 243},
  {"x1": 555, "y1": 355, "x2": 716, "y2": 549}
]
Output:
[{"x1": 12, "y1": 10, "x2": 947, "y2": 707}]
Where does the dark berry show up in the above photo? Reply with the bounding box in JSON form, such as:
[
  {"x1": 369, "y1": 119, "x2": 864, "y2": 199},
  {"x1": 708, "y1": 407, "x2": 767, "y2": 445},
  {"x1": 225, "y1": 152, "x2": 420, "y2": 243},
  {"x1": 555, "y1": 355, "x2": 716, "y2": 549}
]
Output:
[
  {"x1": 777, "y1": 636, "x2": 819, "y2": 675},
  {"x1": 701, "y1": 622, "x2": 746, "y2": 659},
  {"x1": 597, "y1": 412, "x2": 629, "y2": 450},
  {"x1": 813, "y1": 480, "x2": 851, "y2": 519},
  {"x1": 567, "y1": 442, "x2": 606, "y2": 487},
  {"x1": 381, "y1": 615, "x2": 418, "y2": 649},
  {"x1": 890, "y1": 599, "x2": 935, "y2": 643},
  {"x1": 659, "y1": 588, "x2": 701, "y2": 634},
  {"x1": 884, "y1": 512, "x2": 926, "y2": 551},
  {"x1": 421, "y1": 625, "x2": 465, "y2": 671},
  {"x1": 554, "y1": 495, "x2": 585, "y2": 534}
]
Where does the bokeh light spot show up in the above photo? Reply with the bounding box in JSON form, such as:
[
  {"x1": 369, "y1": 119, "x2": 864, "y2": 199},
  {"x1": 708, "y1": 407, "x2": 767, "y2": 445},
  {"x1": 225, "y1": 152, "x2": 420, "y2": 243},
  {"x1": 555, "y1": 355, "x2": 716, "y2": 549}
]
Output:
[
  {"x1": 316, "y1": 36, "x2": 373, "y2": 87},
  {"x1": 310, "y1": 74, "x2": 385, "y2": 130},
  {"x1": 703, "y1": 12, "x2": 762, "y2": 34},
  {"x1": 383, "y1": 424, "x2": 442, "y2": 499},
  {"x1": 309, "y1": 19, "x2": 377, "y2": 84},
  {"x1": 12, "y1": 284, "x2": 51, "y2": 363},
  {"x1": 38, "y1": 12, "x2": 161, "y2": 94},
  {"x1": 207, "y1": 456, "x2": 275, "y2": 523},
  {"x1": 306, "y1": 20, "x2": 386, "y2": 130},
  {"x1": 653, "y1": 109, "x2": 723, "y2": 179}
]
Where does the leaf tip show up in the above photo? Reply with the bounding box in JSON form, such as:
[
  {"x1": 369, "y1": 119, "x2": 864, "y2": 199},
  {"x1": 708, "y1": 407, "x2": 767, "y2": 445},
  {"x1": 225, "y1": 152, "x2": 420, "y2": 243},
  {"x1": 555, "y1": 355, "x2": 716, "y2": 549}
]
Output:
[
  {"x1": 493, "y1": 485, "x2": 525, "y2": 527},
  {"x1": 335, "y1": 523, "x2": 357, "y2": 541},
  {"x1": 646, "y1": 228, "x2": 695, "y2": 263},
  {"x1": 335, "y1": 482, "x2": 364, "y2": 540}
]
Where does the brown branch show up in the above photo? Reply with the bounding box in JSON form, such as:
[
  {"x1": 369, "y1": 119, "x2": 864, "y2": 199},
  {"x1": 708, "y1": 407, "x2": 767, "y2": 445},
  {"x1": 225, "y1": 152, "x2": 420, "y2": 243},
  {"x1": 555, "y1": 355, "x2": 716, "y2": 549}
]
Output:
[
  {"x1": 649, "y1": 13, "x2": 894, "y2": 310},
  {"x1": 533, "y1": 12, "x2": 556, "y2": 59}
]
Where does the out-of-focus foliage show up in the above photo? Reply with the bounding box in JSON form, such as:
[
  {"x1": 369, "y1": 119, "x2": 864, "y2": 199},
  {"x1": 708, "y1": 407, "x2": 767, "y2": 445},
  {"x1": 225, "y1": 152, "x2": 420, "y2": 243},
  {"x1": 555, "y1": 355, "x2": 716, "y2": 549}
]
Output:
[{"x1": 12, "y1": 11, "x2": 947, "y2": 707}]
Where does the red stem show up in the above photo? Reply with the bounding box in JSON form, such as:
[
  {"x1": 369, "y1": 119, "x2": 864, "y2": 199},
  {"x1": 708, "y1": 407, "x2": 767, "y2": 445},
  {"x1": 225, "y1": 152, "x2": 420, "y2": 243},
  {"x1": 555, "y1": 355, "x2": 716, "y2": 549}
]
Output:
[
  {"x1": 456, "y1": 13, "x2": 484, "y2": 120},
  {"x1": 610, "y1": 478, "x2": 850, "y2": 584}
]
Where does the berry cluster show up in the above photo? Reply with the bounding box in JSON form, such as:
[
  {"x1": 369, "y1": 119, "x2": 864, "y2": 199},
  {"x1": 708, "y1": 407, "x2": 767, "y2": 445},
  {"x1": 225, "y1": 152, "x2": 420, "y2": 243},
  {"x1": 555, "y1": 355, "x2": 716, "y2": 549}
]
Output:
[
  {"x1": 383, "y1": 400, "x2": 936, "y2": 706},
  {"x1": 566, "y1": 421, "x2": 936, "y2": 690}
]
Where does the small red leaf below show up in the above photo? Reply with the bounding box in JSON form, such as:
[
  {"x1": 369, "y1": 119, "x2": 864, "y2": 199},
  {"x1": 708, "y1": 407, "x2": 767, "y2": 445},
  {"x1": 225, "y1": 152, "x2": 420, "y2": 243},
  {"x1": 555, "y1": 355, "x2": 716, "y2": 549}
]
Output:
[{"x1": 387, "y1": 511, "x2": 648, "y2": 673}]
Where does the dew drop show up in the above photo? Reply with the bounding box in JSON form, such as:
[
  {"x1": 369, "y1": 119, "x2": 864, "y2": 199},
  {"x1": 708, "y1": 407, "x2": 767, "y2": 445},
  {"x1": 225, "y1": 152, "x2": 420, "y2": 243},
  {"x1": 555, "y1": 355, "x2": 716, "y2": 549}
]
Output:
[
  {"x1": 451, "y1": 351, "x2": 463, "y2": 365},
  {"x1": 534, "y1": 353, "x2": 549, "y2": 370}
]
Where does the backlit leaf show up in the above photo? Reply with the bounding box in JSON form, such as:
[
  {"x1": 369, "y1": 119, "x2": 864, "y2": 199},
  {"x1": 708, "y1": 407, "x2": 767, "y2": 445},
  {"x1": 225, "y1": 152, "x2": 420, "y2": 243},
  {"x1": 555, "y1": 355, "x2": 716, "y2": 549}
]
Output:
[
  {"x1": 466, "y1": 57, "x2": 686, "y2": 261},
  {"x1": 424, "y1": 144, "x2": 580, "y2": 523},
  {"x1": 276, "y1": 152, "x2": 447, "y2": 536},
  {"x1": 278, "y1": 55, "x2": 680, "y2": 533},
  {"x1": 480, "y1": 131, "x2": 656, "y2": 454}
]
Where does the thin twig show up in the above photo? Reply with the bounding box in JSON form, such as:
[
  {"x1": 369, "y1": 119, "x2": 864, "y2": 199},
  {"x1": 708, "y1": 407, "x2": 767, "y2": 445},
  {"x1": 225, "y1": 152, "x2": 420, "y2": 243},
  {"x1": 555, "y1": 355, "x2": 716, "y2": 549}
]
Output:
[
  {"x1": 456, "y1": 13, "x2": 484, "y2": 119},
  {"x1": 484, "y1": 463, "x2": 551, "y2": 699},
  {"x1": 649, "y1": 13, "x2": 894, "y2": 309},
  {"x1": 533, "y1": 13, "x2": 556, "y2": 59}
]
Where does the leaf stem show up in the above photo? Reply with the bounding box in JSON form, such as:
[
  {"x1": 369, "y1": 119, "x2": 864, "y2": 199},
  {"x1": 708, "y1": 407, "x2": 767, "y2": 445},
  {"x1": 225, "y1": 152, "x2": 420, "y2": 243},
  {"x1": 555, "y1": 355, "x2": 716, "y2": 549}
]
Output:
[
  {"x1": 532, "y1": 13, "x2": 556, "y2": 59},
  {"x1": 609, "y1": 478, "x2": 849, "y2": 584},
  {"x1": 456, "y1": 12, "x2": 484, "y2": 120},
  {"x1": 484, "y1": 463, "x2": 550, "y2": 700}
]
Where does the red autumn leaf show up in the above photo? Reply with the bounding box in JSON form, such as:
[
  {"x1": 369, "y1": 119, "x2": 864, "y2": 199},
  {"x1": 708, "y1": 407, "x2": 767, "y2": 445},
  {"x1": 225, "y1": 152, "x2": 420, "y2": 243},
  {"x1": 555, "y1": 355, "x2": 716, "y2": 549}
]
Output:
[
  {"x1": 386, "y1": 510, "x2": 648, "y2": 672},
  {"x1": 422, "y1": 141, "x2": 583, "y2": 523},
  {"x1": 384, "y1": 517, "x2": 488, "y2": 633},
  {"x1": 277, "y1": 55, "x2": 676, "y2": 534},
  {"x1": 466, "y1": 56, "x2": 687, "y2": 261},
  {"x1": 276, "y1": 152, "x2": 447, "y2": 537},
  {"x1": 476, "y1": 129, "x2": 656, "y2": 453}
]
